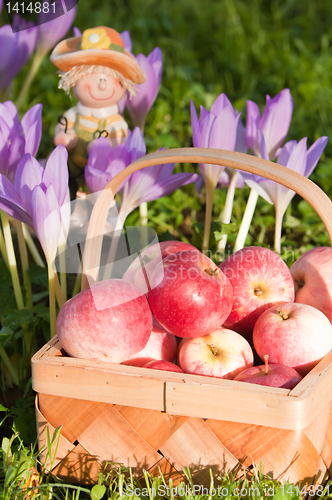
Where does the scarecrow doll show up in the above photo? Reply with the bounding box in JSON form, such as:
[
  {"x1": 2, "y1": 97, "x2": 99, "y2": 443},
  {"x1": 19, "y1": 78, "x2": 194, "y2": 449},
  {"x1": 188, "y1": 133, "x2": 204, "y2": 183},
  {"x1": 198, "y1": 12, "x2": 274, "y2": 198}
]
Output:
[{"x1": 50, "y1": 26, "x2": 145, "y2": 195}]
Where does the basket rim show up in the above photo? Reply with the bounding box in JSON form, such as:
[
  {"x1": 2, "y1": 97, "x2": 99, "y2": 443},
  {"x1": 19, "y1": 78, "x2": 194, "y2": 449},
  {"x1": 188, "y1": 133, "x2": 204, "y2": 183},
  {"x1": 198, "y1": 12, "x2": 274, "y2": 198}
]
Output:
[{"x1": 31, "y1": 335, "x2": 332, "y2": 431}]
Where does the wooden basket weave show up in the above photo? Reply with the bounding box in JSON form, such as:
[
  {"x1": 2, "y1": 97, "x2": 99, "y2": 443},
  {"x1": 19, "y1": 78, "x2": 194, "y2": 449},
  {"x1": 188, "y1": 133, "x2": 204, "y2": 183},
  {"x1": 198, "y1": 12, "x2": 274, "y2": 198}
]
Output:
[{"x1": 32, "y1": 148, "x2": 332, "y2": 487}]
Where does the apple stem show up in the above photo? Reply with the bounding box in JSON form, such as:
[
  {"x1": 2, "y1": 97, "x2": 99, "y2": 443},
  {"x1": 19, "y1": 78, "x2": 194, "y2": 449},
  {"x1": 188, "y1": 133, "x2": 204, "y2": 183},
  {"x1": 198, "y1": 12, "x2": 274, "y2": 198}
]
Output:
[
  {"x1": 208, "y1": 344, "x2": 218, "y2": 356},
  {"x1": 204, "y1": 268, "x2": 221, "y2": 277},
  {"x1": 278, "y1": 310, "x2": 289, "y2": 320},
  {"x1": 264, "y1": 354, "x2": 269, "y2": 375}
]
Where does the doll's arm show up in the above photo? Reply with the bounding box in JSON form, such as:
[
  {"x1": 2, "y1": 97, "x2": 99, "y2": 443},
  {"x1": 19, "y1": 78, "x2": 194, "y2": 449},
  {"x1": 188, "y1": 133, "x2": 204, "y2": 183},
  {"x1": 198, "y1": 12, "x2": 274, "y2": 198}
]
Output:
[{"x1": 54, "y1": 108, "x2": 78, "y2": 151}]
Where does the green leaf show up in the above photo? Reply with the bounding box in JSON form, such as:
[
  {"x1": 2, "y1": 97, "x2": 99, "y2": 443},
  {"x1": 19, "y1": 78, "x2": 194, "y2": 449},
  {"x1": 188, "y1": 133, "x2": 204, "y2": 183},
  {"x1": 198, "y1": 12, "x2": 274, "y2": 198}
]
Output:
[
  {"x1": 91, "y1": 484, "x2": 107, "y2": 500},
  {"x1": 27, "y1": 264, "x2": 49, "y2": 289},
  {"x1": 272, "y1": 483, "x2": 301, "y2": 500}
]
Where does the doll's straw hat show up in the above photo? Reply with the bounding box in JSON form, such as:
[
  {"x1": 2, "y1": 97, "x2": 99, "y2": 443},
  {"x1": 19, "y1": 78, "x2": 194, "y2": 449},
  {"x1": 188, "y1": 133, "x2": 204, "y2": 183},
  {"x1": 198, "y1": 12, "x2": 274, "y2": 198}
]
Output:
[{"x1": 50, "y1": 26, "x2": 146, "y2": 84}]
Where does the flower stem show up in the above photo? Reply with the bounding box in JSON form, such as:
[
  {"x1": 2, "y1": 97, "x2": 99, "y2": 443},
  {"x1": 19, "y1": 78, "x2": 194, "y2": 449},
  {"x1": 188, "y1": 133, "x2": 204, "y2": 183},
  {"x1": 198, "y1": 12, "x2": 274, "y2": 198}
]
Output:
[
  {"x1": 274, "y1": 204, "x2": 284, "y2": 255},
  {"x1": 47, "y1": 261, "x2": 57, "y2": 338},
  {"x1": 0, "y1": 225, "x2": 9, "y2": 269},
  {"x1": 15, "y1": 50, "x2": 45, "y2": 111},
  {"x1": 15, "y1": 221, "x2": 33, "y2": 309},
  {"x1": 72, "y1": 272, "x2": 82, "y2": 297},
  {"x1": 234, "y1": 189, "x2": 259, "y2": 252},
  {"x1": 202, "y1": 179, "x2": 216, "y2": 254},
  {"x1": 217, "y1": 171, "x2": 239, "y2": 252},
  {"x1": 1, "y1": 211, "x2": 24, "y2": 310},
  {"x1": 139, "y1": 202, "x2": 148, "y2": 226},
  {"x1": 22, "y1": 224, "x2": 45, "y2": 267},
  {"x1": 57, "y1": 243, "x2": 67, "y2": 302},
  {"x1": 0, "y1": 344, "x2": 19, "y2": 387},
  {"x1": 103, "y1": 212, "x2": 126, "y2": 280},
  {"x1": 54, "y1": 271, "x2": 65, "y2": 309}
]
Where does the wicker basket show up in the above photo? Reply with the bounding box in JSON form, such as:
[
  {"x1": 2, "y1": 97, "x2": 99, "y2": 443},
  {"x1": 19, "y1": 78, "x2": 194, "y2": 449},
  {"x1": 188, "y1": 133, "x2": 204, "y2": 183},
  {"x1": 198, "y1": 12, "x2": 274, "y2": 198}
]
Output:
[{"x1": 32, "y1": 148, "x2": 332, "y2": 487}]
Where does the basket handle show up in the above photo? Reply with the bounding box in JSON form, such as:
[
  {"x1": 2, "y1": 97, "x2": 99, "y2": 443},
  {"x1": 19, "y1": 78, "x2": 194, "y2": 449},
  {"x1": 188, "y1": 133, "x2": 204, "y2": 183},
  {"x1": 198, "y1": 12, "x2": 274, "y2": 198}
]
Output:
[{"x1": 81, "y1": 147, "x2": 332, "y2": 290}]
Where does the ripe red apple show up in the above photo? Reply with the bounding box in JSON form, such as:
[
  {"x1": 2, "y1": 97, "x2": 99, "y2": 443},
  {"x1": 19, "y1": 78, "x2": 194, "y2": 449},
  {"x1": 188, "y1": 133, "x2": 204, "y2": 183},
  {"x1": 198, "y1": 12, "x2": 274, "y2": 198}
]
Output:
[
  {"x1": 123, "y1": 240, "x2": 198, "y2": 293},
  {"x1": 148, "y1": 250, "x2": 233, "y2": 338},
  {"x1": 234, "y1": 355, "x2": 303, "y2": 389},
  {"x1": 122, "y1": 318, "x2": 178, "y2": 367},
  {"x1": 143, "y1": 360, "x2": 184, "y2": 373},
  {"x1": 291, "y1": 247, "x2": 332, "y2": 322},
  {"x1": 253, "y1": 302, "x2": 332, "y2": 376},
  {"x1": 56, "y1": 279, "x2": 152, "y2": 363},
  {"x1": 178, "y1": 328, "x2": 254, "y2": 379},
  {"x1": 219, "y1": 246, "x2": 295, "y2": 337}
]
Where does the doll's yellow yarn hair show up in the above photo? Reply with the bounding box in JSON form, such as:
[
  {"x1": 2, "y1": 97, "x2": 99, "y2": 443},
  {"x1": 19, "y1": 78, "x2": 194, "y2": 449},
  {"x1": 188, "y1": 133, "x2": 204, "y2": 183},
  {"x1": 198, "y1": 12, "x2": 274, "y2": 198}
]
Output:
[{"x1": 58, "y1": 64, "x2": 137, "y2": 97}]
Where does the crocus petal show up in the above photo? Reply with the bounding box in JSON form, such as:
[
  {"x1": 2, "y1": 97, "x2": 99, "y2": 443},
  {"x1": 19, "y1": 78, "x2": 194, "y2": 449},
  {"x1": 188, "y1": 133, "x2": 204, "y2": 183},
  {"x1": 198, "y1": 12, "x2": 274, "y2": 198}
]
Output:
[
  {"x1": 284, "y1": 137, "x2": 307, "y2": 176},
  {"x1": 2, "y1": 101, "x2": 20, "y2": 127},
  {"x1": 42, "y1": 145, "x2": 69, "y2": 205},
  {"x1": 14, "y1": 154, "x2": 44, "y2": 214},
  {"x1": 31, "y1": 184, "x2": 61, "y2": 263},
  {"x1": 73, "y1": 26, "x2": 82, "y2": 37},
  {"x1": 208, "y1": 106, "x2": 238, "y2": 150},
  {"x1": 0, "y1": 174, "x2": 32, "y2": 225},
  {"x1": 235, "y1": 114, "x2": 247, "y2": 154},
  {"x1": 137, "y1": 173, "x2": 199, "y2": 205},
  {"x1": 190, "y1": 100, "x2": 203, "y2": 148},
  {"x1": 259, "y1": 88, "x2": 293, "y2": 158},
  {"x1": 125, "y1": 48, "x2": 162, "y2": 130},
  {"x1": 24, "y1": 121, "x2": 42, "y2": 157},
  {"x1": 242, "y1": 178, "x2": 273, "y2": 205},
  {"x1": 304, "y1": 136, "x2": 329, "y2": 177},
  {"x1": 210, "y1": 93, "x2": 232, "y2": 116},
  {"x1": 121, "y1": 30, "x2": 132, "y2": 53},
  {"x1": 277, "y1": 140, "x2": 298, "y2": 167},
  {"x1": 0, "y1": 26, "x2": 17, "y2": 75},
  {"x1": 7, "y1": 136, "x2": 26, "y2": 182},
  {"x1": 85, "y1": 167, "x2": 114, "y2": 194},
  {"x1": 21, "y1": 103, "x2": 42, "y2": 139},
  {"x1": 37, "y1": 0, "x2": 77, "y2": 55},
  {"x1": 126, "y1": 127, "x2": 146, "y2": 163},
  {"x1": 0, "y1": 131, "x2": 10, "y2": 176},
  {"x1": 245, "y1": 100, "x2": 260, "y2": 152},
  {"x1": 257, "y1": 130, "x2": 269, "y2": 161}
]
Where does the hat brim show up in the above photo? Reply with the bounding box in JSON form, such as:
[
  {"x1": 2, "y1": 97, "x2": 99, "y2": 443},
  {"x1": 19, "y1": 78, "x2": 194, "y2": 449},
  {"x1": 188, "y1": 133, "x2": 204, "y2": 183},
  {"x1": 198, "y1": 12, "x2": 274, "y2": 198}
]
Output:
[{"x1": 50, "y1": 36, "x2": 146, "y2": 84}]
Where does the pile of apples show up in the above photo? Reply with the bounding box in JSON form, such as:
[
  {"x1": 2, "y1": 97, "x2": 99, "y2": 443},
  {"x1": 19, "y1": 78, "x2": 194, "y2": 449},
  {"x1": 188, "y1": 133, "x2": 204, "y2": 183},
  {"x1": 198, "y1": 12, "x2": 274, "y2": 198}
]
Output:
[{"x1": 56, "y1": 242, "x2": 332, "y2": 390}]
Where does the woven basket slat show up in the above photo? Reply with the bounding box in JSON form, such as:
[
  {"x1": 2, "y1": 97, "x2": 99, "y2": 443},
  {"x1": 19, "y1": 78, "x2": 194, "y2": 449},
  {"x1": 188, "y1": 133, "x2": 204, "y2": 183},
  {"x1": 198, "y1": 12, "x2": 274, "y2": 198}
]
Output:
[
  {"x1": 76, "y1": 404, "x2": 162, "y2": 474},
  {"x1": 160, "y1": 418, "x2": 239, "y2": 475},
  {"x1": 39, "y1": 393, "x2": 108, "y2": 443},
  {"x1": 115, "y1": 405, "x2": 189, "y2": 450},
  {"x1": 36, "y1": 396, "x2": 75, "y2": 471},
  {"x1": 51, "y1": 443, "x2": 102, "y2": 485},
  {"x1": 144, "y1": 457, "x2": 185, "y2": 486}
]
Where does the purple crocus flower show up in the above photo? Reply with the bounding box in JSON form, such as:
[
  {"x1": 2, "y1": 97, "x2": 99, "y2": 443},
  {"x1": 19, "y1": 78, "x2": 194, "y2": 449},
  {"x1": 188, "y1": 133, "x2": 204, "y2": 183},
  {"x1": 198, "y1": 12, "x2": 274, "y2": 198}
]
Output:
[
  {"x1": 0, "y1": 101, "x2": 42, "y2": 182},
  {"x1": 243, "y1": 134, "x2": 329, "y2": 214},
  {"x1": 0, "y1": 20, "x2": 39, "y2": 92},
  {"x1": 246, "y1": 88, "x2": 293, "y2": 159},
  {"x1": 191, "y1": 94, "x2": 240, "y2": 188},
  {"x1": 37, "y1": 0, "x2": 77, "y2": 56},
  {"x1": 73, "y1": 26, "x2": 82, "y2": 37},
  {"x1": 124, "y1": 48, "x2": 163, "y2": 130},
  {"x1": 0, "y1": 145, "x2": 70, "y2": 262},
  {"x1": 85, "y1": 128, "x2": 198, "y2": 221}
]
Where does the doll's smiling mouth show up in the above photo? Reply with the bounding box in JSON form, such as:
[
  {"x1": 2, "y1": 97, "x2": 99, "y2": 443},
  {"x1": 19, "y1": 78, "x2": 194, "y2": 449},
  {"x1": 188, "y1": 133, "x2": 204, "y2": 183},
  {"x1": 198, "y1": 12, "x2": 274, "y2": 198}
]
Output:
[{"x1": 88, "y1": 87, "x2": 115, "y2": 101}]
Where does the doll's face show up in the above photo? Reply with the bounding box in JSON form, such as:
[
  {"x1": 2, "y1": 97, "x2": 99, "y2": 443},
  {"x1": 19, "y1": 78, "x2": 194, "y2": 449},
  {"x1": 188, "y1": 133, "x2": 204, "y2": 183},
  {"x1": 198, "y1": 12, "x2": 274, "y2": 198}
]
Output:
[{"x1": 73, "y1": 72, "x2": 125, "y2": 108}]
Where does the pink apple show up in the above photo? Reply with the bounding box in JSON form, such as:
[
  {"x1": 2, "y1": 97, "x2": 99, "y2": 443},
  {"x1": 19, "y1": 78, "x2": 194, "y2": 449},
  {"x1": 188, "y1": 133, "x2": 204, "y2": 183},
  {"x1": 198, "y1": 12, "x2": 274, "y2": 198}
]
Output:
[
  {"x1": 123, "y1": 240, "x2": 198, "y2": 293},
  {"x1": 143, "y1": 360, "x2": 184, "y2": 373},
  {"x1": 234, "y1": 355, "x2": 303, "y2": 389},
  {"x1": 253, "y1": 302, "x2": 332, "y2": 376},
  {"x1": 219, "y1": 246, "x2": 295, "y2": 337},
  {"x1": 56, "y1": 279, "x2": 153, "y2": 363},
  {"x1": 122, "y1": 318, "x2": 178, "y2": 367},
  {"x1": 178, "y1": 328, "x2": 254, "y2": 379},
  {"x1": 148, "y1": 250, "x2": 233, "y2": 338},
  {"x1": 291, "y1": 247, "x2": 332, "y2": 322}
]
